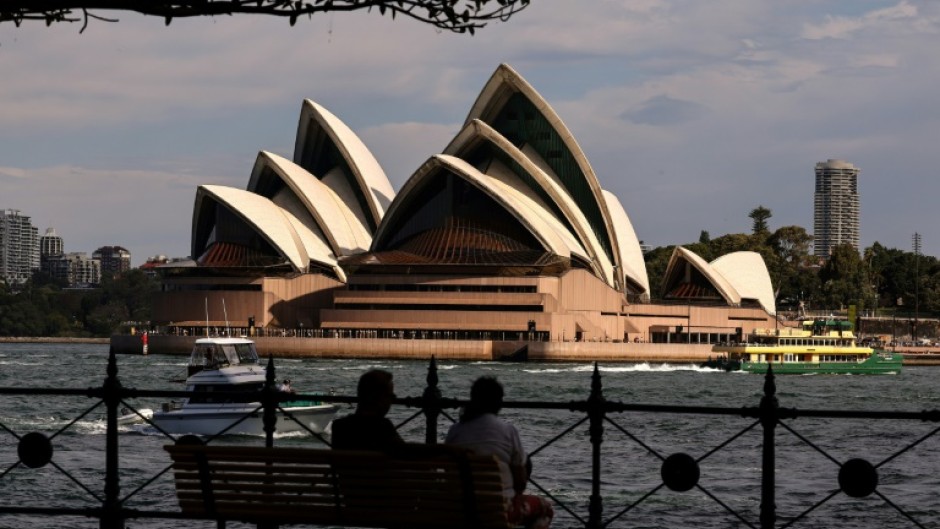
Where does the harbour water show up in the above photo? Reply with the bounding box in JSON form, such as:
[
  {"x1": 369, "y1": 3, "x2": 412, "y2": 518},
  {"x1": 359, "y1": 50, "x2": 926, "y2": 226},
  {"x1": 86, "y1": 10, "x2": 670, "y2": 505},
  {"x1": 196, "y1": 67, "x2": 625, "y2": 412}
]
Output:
[{"x1": 1, "y1": 342, "x2": 939, "y2": 528}]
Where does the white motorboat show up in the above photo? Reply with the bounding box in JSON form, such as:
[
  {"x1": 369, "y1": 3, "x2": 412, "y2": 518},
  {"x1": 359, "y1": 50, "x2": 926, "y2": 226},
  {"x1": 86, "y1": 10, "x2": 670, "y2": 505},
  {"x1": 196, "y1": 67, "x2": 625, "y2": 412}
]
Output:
[
  {"x1": 118, "y1": 407, "x2": 154, "y2": 426},
  {"x1": 151, "y1": 336, "x2": 336, "y2": 436}
]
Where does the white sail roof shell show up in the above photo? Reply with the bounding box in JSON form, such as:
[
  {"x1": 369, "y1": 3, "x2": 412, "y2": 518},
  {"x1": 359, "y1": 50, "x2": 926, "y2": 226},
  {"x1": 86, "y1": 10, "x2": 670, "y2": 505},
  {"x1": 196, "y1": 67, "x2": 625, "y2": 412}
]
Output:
[
  {"x1": 374, "y1": 154, "x2": 576, "y2": 258},
  {"x1": 443, "y1": 119, "x2": 613, "y2": 285},
  {"x1": 463, "y1": 63, "x2": 624, "y2": 282},
  {"x1": 194, "y1": 185, "x2": 309, "y2": 272},
  {"x1": 293, "y1": 100, "x2": 395, "y2": 228},
  {"x1": 666, "y1": 247, "x2": 742, "y2": 305},
  {"x1": 481, "y1": 159, "x2": 589, "y2": 261},
  {"x1": 248, "y1": 151, "x2": 372, "y2": 255},
  {"x1": 710, "y1": 252, "x2": 776, "y2": 315},
  {"x1": 601, "y1": 190, "x2": 650, "y2": 299}
]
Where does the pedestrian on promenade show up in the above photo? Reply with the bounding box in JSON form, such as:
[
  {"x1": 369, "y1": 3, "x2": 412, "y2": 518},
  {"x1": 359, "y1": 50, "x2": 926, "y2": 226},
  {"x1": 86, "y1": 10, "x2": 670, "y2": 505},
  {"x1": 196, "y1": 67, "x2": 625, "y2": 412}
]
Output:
[
  {"x1": 331, "y1": 369, "x2": 404, "y2": 451},
  {"x1": 445, "y1": 376, "x2": 553, "y2": 529}
]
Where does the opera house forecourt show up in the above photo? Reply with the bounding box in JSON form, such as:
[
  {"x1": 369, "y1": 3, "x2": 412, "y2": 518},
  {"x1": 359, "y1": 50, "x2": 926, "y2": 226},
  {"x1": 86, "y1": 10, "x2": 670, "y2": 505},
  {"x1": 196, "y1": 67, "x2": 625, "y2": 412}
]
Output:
[{"x1": 139, "y1": 64, "x2": 778, "y2": 361}]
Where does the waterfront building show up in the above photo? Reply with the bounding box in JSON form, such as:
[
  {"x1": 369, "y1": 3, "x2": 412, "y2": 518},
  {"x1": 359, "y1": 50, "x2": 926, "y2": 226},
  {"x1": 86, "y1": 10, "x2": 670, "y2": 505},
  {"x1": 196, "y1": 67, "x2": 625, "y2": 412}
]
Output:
[
  {"x1": 813, "y1": 159, "x2": 860, "y2": 258},
  {"x1": 41, "y1": 254, "x2": 71, "y2": 284},
  {"x1": 93, "y1": 245, "x2": 132, "y2": 278},
  {"x1": 40, "y1": 227, "x2": 64, "y2": 257},
  {"x1": 39, "y1": 227, "x2": 66, "y2": 281},
  {"x1": 0, "y1": 210, "x2": 39, "y2": 286},
  {"x1": 63, "y1": 252, "x2": 101, "y2": 287},
  {"x1": 153, "y1": 64, "x2": 777, "y2": 347},
  {"x1": 140, "y1": 255, "x2": 170, "y2": 279}
]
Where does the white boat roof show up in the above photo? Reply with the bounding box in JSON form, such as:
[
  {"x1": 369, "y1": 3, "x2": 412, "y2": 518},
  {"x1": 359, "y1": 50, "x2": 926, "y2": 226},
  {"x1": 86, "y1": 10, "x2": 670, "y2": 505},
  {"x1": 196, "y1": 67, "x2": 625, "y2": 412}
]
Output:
[{"x1": 193, "y1": 336, "x2": 254, "y2": 345}]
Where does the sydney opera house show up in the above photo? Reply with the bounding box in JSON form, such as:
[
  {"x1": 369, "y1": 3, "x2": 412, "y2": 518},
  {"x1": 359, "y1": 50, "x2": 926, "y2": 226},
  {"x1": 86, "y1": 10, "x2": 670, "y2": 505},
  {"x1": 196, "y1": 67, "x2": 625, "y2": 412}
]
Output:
[{"x1": 151, "y1": 64, "x2": 777, "y2": 358}]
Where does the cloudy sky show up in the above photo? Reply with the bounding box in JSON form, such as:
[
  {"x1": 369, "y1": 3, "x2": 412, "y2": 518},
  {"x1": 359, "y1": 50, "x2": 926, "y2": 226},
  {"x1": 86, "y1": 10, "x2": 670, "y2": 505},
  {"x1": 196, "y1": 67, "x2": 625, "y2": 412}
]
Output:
[{"x1": 2, "y1": 0, "x2": 938, "y2": 265}]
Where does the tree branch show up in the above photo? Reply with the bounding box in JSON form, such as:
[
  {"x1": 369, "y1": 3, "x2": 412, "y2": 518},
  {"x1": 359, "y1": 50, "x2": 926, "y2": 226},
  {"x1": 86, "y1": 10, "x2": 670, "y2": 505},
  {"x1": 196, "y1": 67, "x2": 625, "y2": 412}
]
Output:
[{"x1": 1, "y1": 0, "x2": 530, "y2": 33}]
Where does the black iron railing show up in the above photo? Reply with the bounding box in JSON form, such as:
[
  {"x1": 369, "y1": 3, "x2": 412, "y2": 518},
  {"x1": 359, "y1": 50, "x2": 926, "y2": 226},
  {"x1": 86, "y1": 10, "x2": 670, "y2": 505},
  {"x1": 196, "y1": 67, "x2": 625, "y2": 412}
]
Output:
[{"x1": 0, "y1": 350, "x2": 938, "y2": 529}]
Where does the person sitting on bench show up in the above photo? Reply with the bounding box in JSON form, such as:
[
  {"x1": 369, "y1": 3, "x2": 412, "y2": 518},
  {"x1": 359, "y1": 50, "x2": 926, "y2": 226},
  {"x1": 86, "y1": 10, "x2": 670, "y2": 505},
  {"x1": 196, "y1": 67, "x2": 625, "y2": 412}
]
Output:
[
  {"x1": 445, "y1": 376, "x2": 554, "y2": 529},
  {"x1": 331, "y1": 369, "x2": 404, "y2": 451}
]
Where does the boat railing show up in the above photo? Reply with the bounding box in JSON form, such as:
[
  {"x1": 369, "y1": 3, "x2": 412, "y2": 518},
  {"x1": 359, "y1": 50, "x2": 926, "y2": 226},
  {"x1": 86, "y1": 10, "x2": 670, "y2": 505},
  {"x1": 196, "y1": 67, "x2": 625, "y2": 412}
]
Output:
[{"x1": 0, "y1": 350, "x2": 938, "y2": 529}]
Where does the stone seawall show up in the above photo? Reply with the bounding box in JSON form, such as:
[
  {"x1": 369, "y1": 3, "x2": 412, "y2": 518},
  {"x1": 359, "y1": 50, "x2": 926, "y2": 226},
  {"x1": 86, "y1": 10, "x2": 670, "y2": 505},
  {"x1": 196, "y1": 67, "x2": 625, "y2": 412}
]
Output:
[
  {"x1": 111, "y1": 334, "x2": 506, "y2": 360},
  {"x1": 109, "y1": 334, "x2": 716, "y2": 363},
  {"x1": 0, "y1": 337, "x2": 109, "y2": 344},
  {"x1": 46, "y1": 336, "x2": 940, "y2": 365}
]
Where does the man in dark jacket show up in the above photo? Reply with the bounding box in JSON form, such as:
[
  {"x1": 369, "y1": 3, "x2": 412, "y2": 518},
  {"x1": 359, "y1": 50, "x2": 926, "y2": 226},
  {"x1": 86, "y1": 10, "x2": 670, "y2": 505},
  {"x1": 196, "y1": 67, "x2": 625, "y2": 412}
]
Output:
[{"x1": 331, "y1": 369, "x2": 404, "y2": 450}]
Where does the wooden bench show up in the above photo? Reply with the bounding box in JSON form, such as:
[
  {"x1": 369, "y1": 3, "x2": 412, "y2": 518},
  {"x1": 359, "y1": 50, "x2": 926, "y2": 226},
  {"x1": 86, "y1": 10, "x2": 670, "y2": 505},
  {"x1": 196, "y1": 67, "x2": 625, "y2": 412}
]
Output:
[{"x1": 165, "y1": 442, "x2": 512, "y2": 529}]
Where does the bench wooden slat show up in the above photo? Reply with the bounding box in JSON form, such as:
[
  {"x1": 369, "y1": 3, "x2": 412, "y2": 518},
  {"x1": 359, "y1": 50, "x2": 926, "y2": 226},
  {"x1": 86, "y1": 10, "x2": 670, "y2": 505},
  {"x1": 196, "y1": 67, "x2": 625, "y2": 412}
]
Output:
[
  {"x1": 165, "y1": 443, "x2": 512, "y2": 529},
  {"x1": 174, "y1": 482, "x2": 505, "y2": 500},
  {"x1": 172, "y1": 472, "x2": 504, "y2": 491}
]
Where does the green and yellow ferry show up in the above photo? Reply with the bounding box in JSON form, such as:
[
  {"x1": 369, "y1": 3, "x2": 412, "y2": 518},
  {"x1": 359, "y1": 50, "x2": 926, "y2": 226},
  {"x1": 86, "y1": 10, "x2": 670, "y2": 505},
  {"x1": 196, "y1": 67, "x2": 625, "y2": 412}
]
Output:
[{"x1": 708, "y1": 318, "x2": 902, "y2": 375}]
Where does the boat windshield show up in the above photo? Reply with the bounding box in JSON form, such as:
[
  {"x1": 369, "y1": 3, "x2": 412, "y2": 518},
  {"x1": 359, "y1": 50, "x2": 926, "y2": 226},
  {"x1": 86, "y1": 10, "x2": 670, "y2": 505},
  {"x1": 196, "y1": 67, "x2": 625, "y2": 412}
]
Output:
[
  {"x1": 189, "y1": 342, "x2": 259, "y2": 369},
  {"x1": 190, "y1": 344, "x2": 230, "y2": 369},
  {"x1": 230, "y1": 343, "x2": 259, "y2": 364}
]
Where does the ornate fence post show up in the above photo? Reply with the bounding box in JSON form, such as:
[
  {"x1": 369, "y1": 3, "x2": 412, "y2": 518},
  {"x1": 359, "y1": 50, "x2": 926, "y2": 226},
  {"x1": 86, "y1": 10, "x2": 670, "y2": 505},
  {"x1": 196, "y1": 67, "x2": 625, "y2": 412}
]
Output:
[
  {"x1": 587, "y1": 363, "x2": 605, "y2": 529},
  {"x1": 101, "y1": 348, "x2": 125, "y2": 529},
  {"x1": 759, "y1": 365, "x2": 778, "y2": 529},
  {"x1": 423, "y1": 356, "x2": 441, "y2": 444},
  {"x1": 263, "y1": 355, "x2": 278, "y2": 448}
]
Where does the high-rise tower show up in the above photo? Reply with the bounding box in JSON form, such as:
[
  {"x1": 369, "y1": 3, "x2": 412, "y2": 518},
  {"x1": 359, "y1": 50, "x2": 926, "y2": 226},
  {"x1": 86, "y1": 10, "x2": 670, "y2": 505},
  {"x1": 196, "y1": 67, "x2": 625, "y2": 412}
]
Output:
[
  {"x1": 0, "y1": 210, "x2": 40, "y2": 286},
  {"x1": 40, "y1": 228, "x2": 64, "y2": 257},
  {"x1": 93, "y1": 246, "x2": 131, "y2": 278},
  {"x1": 813, "y1": 159, "x2": 860, "y2": 258}
]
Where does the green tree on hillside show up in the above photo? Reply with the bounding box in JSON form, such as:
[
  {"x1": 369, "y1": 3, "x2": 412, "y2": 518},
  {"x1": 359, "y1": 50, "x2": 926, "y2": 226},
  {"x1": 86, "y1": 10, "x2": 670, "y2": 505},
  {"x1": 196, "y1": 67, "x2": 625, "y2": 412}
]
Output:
[
  {"x1": 643, "y1": 245, "x2": 675, "y2": 299},
  {"x1": 0, "y1": 271, "x2": 159, "y2": 337},
  {"x1": 818, "y1": 244, "x2": 875, "y2": 310},
  {"x1": 749, "y1": 206, "x2": 772, "y2": 238},
  {"x1": 768, "y1": 226, "x2": 813, "y2": 266}
]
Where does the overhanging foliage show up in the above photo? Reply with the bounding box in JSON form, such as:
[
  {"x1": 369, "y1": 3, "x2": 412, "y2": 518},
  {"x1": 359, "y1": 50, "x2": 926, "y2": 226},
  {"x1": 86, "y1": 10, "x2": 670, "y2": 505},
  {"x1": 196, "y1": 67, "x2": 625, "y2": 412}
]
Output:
[{"x1": 1, "y1": 0, "x2": 529, "y2": 33}]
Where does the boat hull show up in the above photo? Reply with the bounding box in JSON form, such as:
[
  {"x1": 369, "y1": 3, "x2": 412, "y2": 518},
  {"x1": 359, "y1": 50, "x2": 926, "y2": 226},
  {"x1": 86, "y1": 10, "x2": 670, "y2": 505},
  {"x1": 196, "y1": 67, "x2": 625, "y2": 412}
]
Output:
[
  {"x1": 152, "y1": 404, "x2": 337, "y2": 436},
  {"x1": 118, "y1": 408, "x2": 154, "y2": 426},
  {"x1": 740, "y1": 352, "x2": 903, "y2": 375}
]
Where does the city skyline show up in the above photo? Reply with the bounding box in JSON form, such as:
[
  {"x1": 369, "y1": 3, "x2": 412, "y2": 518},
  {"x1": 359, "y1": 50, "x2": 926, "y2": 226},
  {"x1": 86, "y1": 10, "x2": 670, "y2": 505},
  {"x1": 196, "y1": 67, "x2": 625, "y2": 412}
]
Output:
[{"x1": 2, "y1": 1, "x2": 939, "y2": 265}]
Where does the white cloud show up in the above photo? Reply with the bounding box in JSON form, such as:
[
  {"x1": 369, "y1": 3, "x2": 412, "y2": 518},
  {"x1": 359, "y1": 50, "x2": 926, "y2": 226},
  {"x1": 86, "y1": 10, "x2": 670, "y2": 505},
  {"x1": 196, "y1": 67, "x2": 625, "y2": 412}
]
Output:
[
  {"x1": 801, "y1": 1, "x2": 920, "y2": 40},
  {"x1": 849, "y1": 53, "x2": 900, "y2": 69},
  {"x1": 3, "y1": 0, "x2": 940, "y2": 259},
  {"x1": 0, "y1": 166, "x2": 29, "y2": 179}
]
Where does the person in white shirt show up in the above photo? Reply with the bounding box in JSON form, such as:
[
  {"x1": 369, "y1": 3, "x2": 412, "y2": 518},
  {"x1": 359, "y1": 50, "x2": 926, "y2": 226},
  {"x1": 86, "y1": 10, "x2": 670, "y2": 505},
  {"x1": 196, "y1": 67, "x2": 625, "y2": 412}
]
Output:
[{"x1": 445, "y1": 376, "x2": 553, "y2": 529}]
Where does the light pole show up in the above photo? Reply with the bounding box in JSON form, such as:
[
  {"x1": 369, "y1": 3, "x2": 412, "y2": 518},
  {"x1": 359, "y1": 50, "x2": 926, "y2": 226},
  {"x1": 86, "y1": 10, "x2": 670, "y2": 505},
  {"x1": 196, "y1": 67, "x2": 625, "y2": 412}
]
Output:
[{"x1": 913, "y1": 233, "x2": 921, "y2": 343}]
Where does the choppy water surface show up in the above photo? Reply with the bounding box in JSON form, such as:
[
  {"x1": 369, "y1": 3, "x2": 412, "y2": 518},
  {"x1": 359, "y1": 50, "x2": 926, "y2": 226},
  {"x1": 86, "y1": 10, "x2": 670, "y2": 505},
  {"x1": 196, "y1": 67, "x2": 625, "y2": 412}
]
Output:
[{"x1": 1, "y1": 343, "x2": 938, "y2": 528}]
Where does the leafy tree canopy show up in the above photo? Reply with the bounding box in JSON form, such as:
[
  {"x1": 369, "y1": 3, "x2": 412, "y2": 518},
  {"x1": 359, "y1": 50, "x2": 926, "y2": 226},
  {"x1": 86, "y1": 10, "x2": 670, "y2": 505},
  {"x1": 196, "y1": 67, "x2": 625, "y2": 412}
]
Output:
[
  {"x1": 748, "y1": 205, "x2": 772, "y2": 238},
  {"x1": 641, "y1": 209, "x2": 938, "y2": 317},
  {"x1": 0, "y1": 270, "x2": 158, "y2": 337}
]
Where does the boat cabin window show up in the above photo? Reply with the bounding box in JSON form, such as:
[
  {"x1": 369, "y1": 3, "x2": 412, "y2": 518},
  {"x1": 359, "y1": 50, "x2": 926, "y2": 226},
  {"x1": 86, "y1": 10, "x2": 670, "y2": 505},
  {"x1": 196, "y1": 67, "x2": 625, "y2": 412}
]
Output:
[
  {"x1": 191, "y1": 344, "x2": 231, "y2": 369},
  {"x1": 189, "y1": 342, "x2": 259, "y2": 368},
  {"x1": 219, "y1": 345, "x2": 242, "y2": 365},
  {"x1": 232, "y1": 343, "x2": 260, "y2": 364},
  {"x1": 188, "y1": 382, "x2": 265, "y2": 403}
]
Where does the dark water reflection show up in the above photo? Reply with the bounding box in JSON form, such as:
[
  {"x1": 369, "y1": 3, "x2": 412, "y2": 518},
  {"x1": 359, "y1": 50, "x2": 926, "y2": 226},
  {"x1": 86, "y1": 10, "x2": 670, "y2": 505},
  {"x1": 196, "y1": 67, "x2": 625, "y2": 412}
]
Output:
[{"x1": 0, "y1": 343, "x2": 938, "y2": 528}]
